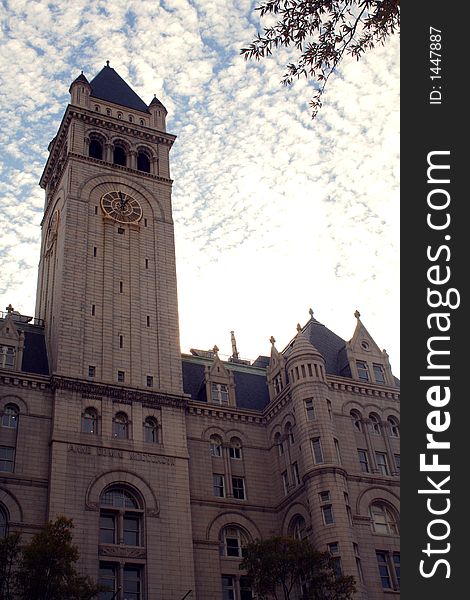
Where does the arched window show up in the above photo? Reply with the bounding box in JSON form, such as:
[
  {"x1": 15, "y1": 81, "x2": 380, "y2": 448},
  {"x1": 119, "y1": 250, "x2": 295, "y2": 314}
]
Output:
[
  {"x1": 370, "y1": 502, "x2": 399, "y2": 535},
  {"x1": 210, "y1": 435, "x2": 222, "y2": 457},
  {"x1": 2, "y1": 403, "x2": 19, "y2": 428},
  {"x1": 289, "y1": 515, "x2": 307, "y2": 541},
  {"x1": 99, "y1": 486, "x2": 143, "y2": 547},
  {"x1": 350, "y1": 410, "x2": 362, "y2": 432},
  {"x1": 229, "y1": 437, "x2": 242, "y2": 459},
  {"x1": 82, "y1": 407, "x2": 98, "y2": 434},
  {"x1": 137, "y1": 151, "x2": 151, "y2": 173},
  {"x1": 143, "y1": 417, "x2": 158, "y2": 443},
  {"x1": 285, "y1": 423, "x2": 295, "y2": 445},
  {"x1": 113, "y1": 412, "x2": 128, "y2": 439},
  {"x1": 113, "y1": 145, "x2": 127, "y2": 166},
  {"x1": 388, "y1": 417, "x2": 400, "y2": 438},
  {"x1": 0, "y1": 505, "x2": 7, "y2": 537},
  {"x1": 274, "y1": 432, "x2": 284, "y2": 456},
  {"x1": 369, "y1": 414, "x2": 381, "y2": 435},
  {"x1": 89, "y1": 138, "x2": 103, "y2": 160},
  {"x1": 220, "y1": 526, "x2": 249, "y2": 558}
]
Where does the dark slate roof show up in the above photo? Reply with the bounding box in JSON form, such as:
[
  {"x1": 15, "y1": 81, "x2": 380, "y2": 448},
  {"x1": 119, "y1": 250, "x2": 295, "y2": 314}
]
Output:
[
  {"x1": 181, "y1": 360, "x2": 207, "y2": 402},
  {"x1": 89, "y1": 65, "x2": 150, "y2": 113},
  {"x1": 72, "y1": 72, "x2": 89, "y2": 85},
  {"x1": 181, "y1": 358, "x2": 269, "y2": 411},
  {"x1": 22, "y1": 329, "x2": 50, "y2": 375},
  {"x1": 252, "y1": 355, "x2": 270, "y2": 369},
  {"x1": 283, "y1": 318, "x2": 351, "y2": 377},
  {"x1": 232, "y1": 371, "x2": 269, "y2": 410}
]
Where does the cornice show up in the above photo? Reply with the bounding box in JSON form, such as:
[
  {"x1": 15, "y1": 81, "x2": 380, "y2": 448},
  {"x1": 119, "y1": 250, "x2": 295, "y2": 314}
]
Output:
[
  {"x1": 187, "y1": 402, "x2": 264, "y2": 425},
  {"x1": 0, "y1": 371, "x2": 50, "y2": 391},
  {"x1": 328, "y1": 376, "x2": 400, "y2": 401}
]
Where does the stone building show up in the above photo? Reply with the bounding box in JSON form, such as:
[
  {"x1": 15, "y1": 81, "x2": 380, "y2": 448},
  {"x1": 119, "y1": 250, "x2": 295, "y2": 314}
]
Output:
[{"x1": 0, "y1": 65, "x2": 400, "y2": 600}]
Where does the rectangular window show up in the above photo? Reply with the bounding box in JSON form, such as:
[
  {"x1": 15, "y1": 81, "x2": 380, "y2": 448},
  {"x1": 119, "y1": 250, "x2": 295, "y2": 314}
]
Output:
[
  {"x1": 88, "y1": 365, "x2": 96, "y2": 377},
  {"x1": 93, "y1": 246, "x2": 97, "y2": 257},
  {"x1": 222, "y1": 575, "x2": 235, "y2": 600},
  {"x1": 123, "y1": 566, "x2": 141, "y2": 600},
  {"x1": 146, "y1": 315, "x2": 150, "y2": 327},
  {"x1": 393, "y1": 553, "x2": 400, "y2": 588},
  {"x1": 327, "y1": 399, "x2": 332, "y2": 420},
  {"x1": 98, "y1": 564, "x2": 117, "y2": 600},
  {"x1": 119, "y1": 335, "x2": 123, "y2": 348},
  {"x1": 358, "y1": 450, "x2": 369, "y2": 473},
  {"x1": 311, "y1": 438, "x2": 324, "y2": 464},
  {"x1": 94, "y1": 206, "x2": 98, "y2": 215},
  {"x1": 394, "y1": 454, "x2": 400, "y2": 473},
  {"x1": 211, "y1": 383, "x2": 229, "y2": 405},
  {"x1": 144, "y1": 218, "x2": 148, "y2": 227},
  {"x1": 145, "y1": 258, "x2": 149, "y2": 269},
  {"x1": 373, "y1": 363, "x2": 386, "y2": 384},
  {"x1": 376, "y1": 552, "x2": 392, "y2": 589},
  {"x1": 334, "y1": 438, "x2": 342, "y2": 464},
  {"x1": 353, "y1": 543, "x2": 364, "y2": 583},
  {"x1": 322, "y1": 504, "x2": 334, "y2": 525},
  {"x1": 117, "y1": 371, "x2": 125, "y2": 383},
  {"x1": 146, "y1": 375, "x2": 153, "y2": 388},
  {"x1": 376, "y1": 452, "x2": 389, "y2": 475},
  {"x1": 328, "y1": 542, "x2": 339, "y2": 555},
  {"x1": 229, "y1": 446, "x2": 241, "y2": 460},
  {"x1": 356, "y1": 360, "x2": 369, "y2": 381},
  {"x1": 331, "y1": 557, "x2": 343, "y2": 578},
  {"x1": 213, "y1": 474, "x2": 225, "y2": 498},
  {"x1": 123, "y1": 516, "x2": 140, "y2": 546},
  {"x1": 282, "y1": 471, "x2": 289, "y2": 495},
  {"x1": 232, "y1": 477, "x2": 246, "y2": 500},
  {"x1": 0, "y1": 447, "x2": 14, "y2": 472},
  {"x1": 240, "y1": 576, "x2": 253, "y2": 600},
  {"x1": 91, "y1": 304, "x2": 96, "y2": 316},
  {"x1": 319, "y1": 491, "x2": 330, "y2": 503},
  {"x1": 119, "y1": 281, "x2": 123, "y2": 293},
  {"x1": 305, "y1": 399, "x2": 315, "y2": 421},
  {"x1": 99, "y1": 514, "x2": 116, "y2": 544},
  {"x1": 292, "y1": 462, "x2": 300, "y2": 486}
]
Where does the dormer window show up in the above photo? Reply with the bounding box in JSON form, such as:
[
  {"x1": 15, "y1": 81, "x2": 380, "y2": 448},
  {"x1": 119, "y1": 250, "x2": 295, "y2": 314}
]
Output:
[
  {"x1": 211, "y1": 383, "x2": 229, "y2": 405},
  {"x1": 0, "y1": 346, "x2": 15, "y2": 368},
  {"x1": 356, "y1": 360, "x2": 369, "y2": 382},
  {"x1": 373, "y1": 363, "x2": 386, "y2": 384}
]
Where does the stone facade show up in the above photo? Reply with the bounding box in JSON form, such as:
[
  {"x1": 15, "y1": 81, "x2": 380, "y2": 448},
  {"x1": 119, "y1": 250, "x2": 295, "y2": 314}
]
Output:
[{"x1": 0, "y1": 66, "x2": 399, "y2": 600}]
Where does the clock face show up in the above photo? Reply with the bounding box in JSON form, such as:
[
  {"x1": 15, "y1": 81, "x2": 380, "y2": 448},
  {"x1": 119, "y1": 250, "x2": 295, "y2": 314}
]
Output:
[
  {"x1": 46, "y1": 209, "x2": 60, "y2": 251},
  {"x1": 100, "y1": 191, "x2": 143, "y2": 223}
]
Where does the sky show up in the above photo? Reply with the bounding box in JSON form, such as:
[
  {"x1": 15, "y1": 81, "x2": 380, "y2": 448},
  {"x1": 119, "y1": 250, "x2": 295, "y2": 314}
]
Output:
[{"x1": 0, "y1": 0, "x2": 400, "y2": 375}]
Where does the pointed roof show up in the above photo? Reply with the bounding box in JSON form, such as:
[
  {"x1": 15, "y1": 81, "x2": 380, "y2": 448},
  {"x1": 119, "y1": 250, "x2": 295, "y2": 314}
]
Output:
[{"x1": 89, "y1": 64, "x2": 149, "y2": 113}]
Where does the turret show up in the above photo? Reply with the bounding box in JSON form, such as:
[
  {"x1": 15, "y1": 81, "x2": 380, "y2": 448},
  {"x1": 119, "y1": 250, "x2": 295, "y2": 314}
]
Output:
[
  {"x1": 148, "y1": 95, "x2": 167, "y2": 132},
  {"x1": 69, "y1": 72, "x2": 91, "y2": 108}
]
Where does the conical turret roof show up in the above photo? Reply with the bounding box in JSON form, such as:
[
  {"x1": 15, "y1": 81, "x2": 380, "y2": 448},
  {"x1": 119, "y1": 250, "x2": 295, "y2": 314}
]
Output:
[{"x1": 89, "y1": 63, "x2": 149, "y2": 113}]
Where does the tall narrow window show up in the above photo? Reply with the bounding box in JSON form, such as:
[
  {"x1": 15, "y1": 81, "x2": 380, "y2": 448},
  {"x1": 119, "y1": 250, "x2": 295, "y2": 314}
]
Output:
[
  {"x1": 334, "y1": 438, "x2": 342, "y2": 464},
  {"x1": 369, "y1": 414, "x2": 381, "y2": 435},
  {"x1": 143, "y1": 417, "x2": 158, "y2": 443},
  {"x1": 82, "y1": 407, "x2": 98, "y2": 434},
  {"x1": 210, "y1": 435, "x2": 222, "y2": 457},
  {"x1": 350, "y1": 410, "x2": 362, "y2": 432},
  {"x1": 292, "y1": 462, "x2": 300, "y2": 485},
  {"x1": 356, "y1": 360, "x2": 369, "y2": 381},
  {"x1": 305, "y1": 399, "x2": 315, "y2": 421},
  {"x1": 0, "y1": 346, "x2": 15, "y2": 368},
  {"x1": 113, "y1": 145, "x2": 127, "y2": 166},
  {"x1": 113, "y1": 412, "x2": 128, "y2": 439},
  {"x1": 322, "y1": 504, "x2": 334, "y2": 525},
  {"x1": 358, "y1": 450, "x2": 369, "y2": 473},
  {"x1": 222, "y1": 575, "x2": 235, "y2": 600},
  {"x1": 89, "y1": 139, "x2": 103, "y2": 160},
  {"x1": 137, "y1": 151, "x2": 151, "y2": 173},
  {"x1": 282, "y1": 471, "x2": 289, "y2": 495},
  {"x1": 388, "y1": 416, "x2": 400, "y2": 437},
  {"x1": 99, "y1": 564, "x2": 117, "y2": 599},
  {"x1": 0, "y1": 447, "x2": 14, "y2": 472},
  {"x1": 211, "y1": 383, "x2": 229, "y2": 405},
  {"x1": 0, "y1": 505, "x2": 8, "y2": 537},
  {"x1": 311, "y1": 438, "x2": 324, "y2": 464},
  {"x1": 123, "y1": 566, "x2": 141, "y2": 600},
  {"x1": 375, "y1": 452, "x2": 389, "y2": 475},
  {"x1": 99, "y1": 486, "x2": 143, "y2": 549},
  {"x1": 146, "y1": 315, "x2": 150, "y2": 327},
  {"x1": 91, "y1": 304, "x2": 96, "y2": 316},
  {"x1": 373, "y1": 363, "x2": 386, "y2": 384},
  {"x1": 117, "y1": 371, "x2": 125, "y2": 383},
  {"x1": 229, "y1": 438, "x2": 242, "y2": 459},
  {"x1": 232, "y1": 477, "x2": 246, "y2": 500},
  {"x1": 2, "y1": 404, "x2": 19, "y2": 429},
  {"x1": 213, "y1": 474, "x2": 225, "y2": 497},
  {"x1": 146, "y1": 375, "x2": 153, "y2": 387},
  {"x1": 376, "y1": 552, "x2": 392, "y2": 589},
  {"x1": 370, "y1": 503, "x2": 399, "y2": 535},
  {"x1": 394, "y1": 454, "x2": 400, "y2": 474}
]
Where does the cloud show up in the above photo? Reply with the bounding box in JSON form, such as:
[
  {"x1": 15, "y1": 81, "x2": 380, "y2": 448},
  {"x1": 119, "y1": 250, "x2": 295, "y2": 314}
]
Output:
[{"x1": 0, "y1": 1, "x2": 399, "y2": 374}]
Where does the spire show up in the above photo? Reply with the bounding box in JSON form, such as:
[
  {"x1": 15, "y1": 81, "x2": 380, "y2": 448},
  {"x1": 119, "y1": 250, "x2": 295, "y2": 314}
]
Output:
[
  {"x1": 230, "y1": 331, "x2": 239, "y2": 360},
  {"x1": 89, "y1": 65, "x2": 149, "y2": 113}
]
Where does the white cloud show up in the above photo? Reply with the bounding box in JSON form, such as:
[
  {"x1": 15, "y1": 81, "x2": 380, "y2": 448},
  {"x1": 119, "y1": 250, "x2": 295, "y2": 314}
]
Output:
[{"x1": 0, "y1": 1, "x2": 399, "y2": 375}]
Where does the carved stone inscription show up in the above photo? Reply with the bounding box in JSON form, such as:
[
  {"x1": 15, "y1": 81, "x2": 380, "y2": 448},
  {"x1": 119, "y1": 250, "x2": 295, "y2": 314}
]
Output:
[{"x1": 67, "y1": 444, "x2": 175, "y2": 465}]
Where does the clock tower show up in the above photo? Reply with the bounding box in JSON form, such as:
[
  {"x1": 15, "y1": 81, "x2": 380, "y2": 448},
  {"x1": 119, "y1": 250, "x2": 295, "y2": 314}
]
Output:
[{"x1": 36, "y1": 63, "x2": 182, "y2": 395}]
